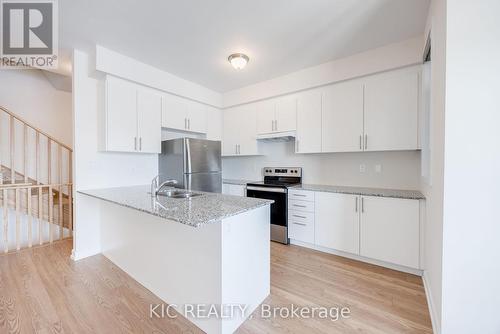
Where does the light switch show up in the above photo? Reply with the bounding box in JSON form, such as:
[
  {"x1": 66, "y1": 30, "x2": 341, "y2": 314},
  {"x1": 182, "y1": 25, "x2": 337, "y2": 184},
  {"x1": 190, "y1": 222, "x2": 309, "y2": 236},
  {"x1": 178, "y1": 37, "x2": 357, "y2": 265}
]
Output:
[
  {"x1": 359, "y1": 164, "x2": 366, "y2": 173},
  {"x1": 375, "y1": 164, "x2": 382, "y2": 173}
]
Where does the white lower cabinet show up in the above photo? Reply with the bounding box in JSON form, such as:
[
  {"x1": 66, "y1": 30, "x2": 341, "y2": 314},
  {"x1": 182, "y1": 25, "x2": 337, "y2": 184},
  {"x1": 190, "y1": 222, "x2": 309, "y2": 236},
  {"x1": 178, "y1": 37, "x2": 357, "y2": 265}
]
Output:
[
  {"x1": 315, "y1": 192, "x2": 360, "y2": 254},
  {"x1": 288, "y1": 190, "x2": 315, "y2": 244},
  {"x1": 222, "y1": 183, "x2": 246, "y2": 197},
  {"x1": 289, "y1": 190, "x2": 421, "y2": 271},
  {"x1": 359, "y1": 196, "x2": 420, "y2": 269}
]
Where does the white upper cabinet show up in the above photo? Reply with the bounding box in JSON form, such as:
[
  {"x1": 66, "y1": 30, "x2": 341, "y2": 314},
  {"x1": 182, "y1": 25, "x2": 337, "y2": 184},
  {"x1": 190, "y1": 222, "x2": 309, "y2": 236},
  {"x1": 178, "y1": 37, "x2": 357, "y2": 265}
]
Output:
[
  {"x1": 364, "y1": 69, "x2": 419, "y2": 151},
  {"x1": 161, "y1": 94, "x2": 207, "y2": 133},
  {"x1": 359, "y1": 196, "x2": 420, "y2": 268},
  {"x1": 136, "y1": 88, "x2": 162, "y2": 153},
  {"x1": 105, "y1": 76, "x2": 138, "y2": 152},
  {"x1": 187, "y1": 101, "x2": 207, "y2": 133},
  {"x1": 256, "y1": 100, "x2": 276, "y2": 134},
  {"x1": 205, "y1": 106, "x2": 223, "y2": 141},
  {"x1": 322, "y1": 81, "x2": 364, "y2": 152},
  {"x1": 223, "y1": 105, "x2": 259, "y2": 156},
  {"x1": 296, "y1": 89, "x2": 322, "y2": 153},
  {"x1": 275, "y1": 95, "x2": 297, "y2": 132},
  {"x1": 315, "y1": 192, "x2": 360, "y2": 254},
  {"x1": 161, "y1": 94, "x2": 188, "y2": 131},
  {"x1": 256, "y1": 96, "x2": 297, "y2": 135},
  {"x1": 104, "y1": 76, "x2": 161, "y2": 153}
]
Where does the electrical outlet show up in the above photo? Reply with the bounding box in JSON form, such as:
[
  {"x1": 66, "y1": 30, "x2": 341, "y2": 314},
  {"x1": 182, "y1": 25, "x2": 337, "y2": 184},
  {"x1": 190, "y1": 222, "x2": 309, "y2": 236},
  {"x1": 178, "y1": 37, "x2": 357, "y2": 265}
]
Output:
[
  {"x1": 359, "y1": 164, "x2": 366, "y2": 173},
  {"x1": 375, "y1": 164, "x2": 382, "y2": 173}
]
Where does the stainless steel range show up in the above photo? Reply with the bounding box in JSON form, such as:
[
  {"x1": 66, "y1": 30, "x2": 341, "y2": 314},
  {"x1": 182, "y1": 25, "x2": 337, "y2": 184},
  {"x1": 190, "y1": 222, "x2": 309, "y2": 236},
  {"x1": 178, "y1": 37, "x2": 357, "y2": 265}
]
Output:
[{"x1": 246, "y1": 167, "x2": 302, "y2": 244}]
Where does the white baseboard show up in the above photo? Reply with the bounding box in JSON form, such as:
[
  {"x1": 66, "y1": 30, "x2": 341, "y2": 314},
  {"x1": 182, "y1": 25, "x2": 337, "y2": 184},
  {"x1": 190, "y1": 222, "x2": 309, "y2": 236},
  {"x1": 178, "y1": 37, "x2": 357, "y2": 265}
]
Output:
[
  {"x1": 290, "y1": 239, "x2": 423, "y2": 276},
  {"x1": 422, "y1": 271, "x2": 440, "y2": 334}
]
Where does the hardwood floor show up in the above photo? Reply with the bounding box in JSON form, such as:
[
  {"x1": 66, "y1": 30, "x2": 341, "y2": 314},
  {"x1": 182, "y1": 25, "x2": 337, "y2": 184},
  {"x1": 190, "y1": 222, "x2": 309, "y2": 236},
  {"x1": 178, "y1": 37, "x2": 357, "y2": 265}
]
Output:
[{"x1": 0, "y1": 240, "x2": 432, "y2": 334}]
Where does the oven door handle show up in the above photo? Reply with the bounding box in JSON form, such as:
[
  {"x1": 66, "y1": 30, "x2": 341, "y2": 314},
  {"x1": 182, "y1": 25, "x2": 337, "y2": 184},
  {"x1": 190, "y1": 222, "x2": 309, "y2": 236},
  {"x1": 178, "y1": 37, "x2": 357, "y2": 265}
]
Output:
[{"x1": 246, "y1": 186, "x2": 287, "y2": 193}]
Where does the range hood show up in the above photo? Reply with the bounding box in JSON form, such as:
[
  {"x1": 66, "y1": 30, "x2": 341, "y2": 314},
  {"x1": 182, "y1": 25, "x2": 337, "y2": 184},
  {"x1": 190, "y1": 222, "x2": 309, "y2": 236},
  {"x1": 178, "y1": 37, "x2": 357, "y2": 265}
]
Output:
[{"x1": 256, "y1": 131, "x2": 296, "y2": 142}]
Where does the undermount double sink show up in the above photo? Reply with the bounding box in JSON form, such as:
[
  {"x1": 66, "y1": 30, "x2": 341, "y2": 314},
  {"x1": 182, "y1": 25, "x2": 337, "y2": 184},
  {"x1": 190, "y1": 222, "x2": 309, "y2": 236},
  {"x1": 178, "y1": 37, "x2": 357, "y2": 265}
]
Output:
[{"x1": 156, "y1": 189, "x2": 204, "y2": 199}]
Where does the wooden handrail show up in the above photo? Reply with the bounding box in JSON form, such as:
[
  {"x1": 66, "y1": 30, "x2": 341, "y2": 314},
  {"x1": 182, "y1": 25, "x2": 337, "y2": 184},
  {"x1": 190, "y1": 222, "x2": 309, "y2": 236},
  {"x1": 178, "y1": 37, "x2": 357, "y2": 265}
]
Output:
[
  {"x1": 0, "y1": 183, "x2": 72, "y2": 190},
  {"x1": 0, "y1": 106, "x2": 72, "y2": 151}
]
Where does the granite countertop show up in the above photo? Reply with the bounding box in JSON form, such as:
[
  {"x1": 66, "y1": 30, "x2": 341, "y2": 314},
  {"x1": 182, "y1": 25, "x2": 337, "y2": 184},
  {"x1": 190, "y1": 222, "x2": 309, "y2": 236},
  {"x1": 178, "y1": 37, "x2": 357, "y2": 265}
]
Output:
[
  {"x1": 291, "y1": 184, "x2": 425, "y2": 200},
  {"x1": 222, "y1": 179, "x2": 258, "y2": 186},
  {"x1": 78, "y1": 185, "x2": 273, "y2": 228}
]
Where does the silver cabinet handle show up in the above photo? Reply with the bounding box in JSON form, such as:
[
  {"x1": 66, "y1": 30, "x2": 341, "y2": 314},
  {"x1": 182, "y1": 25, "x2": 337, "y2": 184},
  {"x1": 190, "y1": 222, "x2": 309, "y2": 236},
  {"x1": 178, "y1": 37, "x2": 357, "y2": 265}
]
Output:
[
  {"x1": 134, "y1": 137, "x2": 137, "y2": 150},
  {"x1": 292, "y1": 214, "x2": 307, "y2": 219},
  {"x1": 296, "y1": 139, "x2": 300, "y2": 152},
  {"x1": 235, "y1": 144, "x2": 238, "y2": 155},
  {"x1": 293, "y1": 204, "x2": 307, "y2": 208},
  {"x1": 188, "y1": 118, "x2": 191, "y2": 130},
  {"x1": 355, "y1": 197, "x2": 358, "y2": 212},
  {"x1": 359, "y1": 135, "x2": 362, "y2": 150},
  {"x1": 184, "y1": 118, "x2": 187, "y2": 129},
  {"x1": 365, "y1": 134, "x2": 368, "y2": 150},
  {"x1": 275, "y1": 119, "x2": 278, "y2": 131},
  {"x1": 361, "y1": 197, "x2": 365, "y2": 213},
  {"x1": 238, "y1": 144, "x2": 240, "y2": 155},
  {"x1": 271, "y1": 120, "x2": 274, "y2": 131},
  {"x1": 139, "y1": 137, "x2": 142, "y2": 151},
  {"x1": 292, "y1": 222, "x2": 306, "y2": 226}
]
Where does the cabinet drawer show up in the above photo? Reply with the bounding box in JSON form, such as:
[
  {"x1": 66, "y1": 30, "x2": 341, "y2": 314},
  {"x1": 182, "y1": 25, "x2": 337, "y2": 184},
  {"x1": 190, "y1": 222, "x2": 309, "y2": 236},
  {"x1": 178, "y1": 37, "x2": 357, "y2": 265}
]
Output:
[
  {"x1": 289, "y1": 220, "x2": 314, "y2": 244},
  {"x1": 288, "y1": 199, "x2": 315, "y2": 212},
  {"x1": 288, "y1": 210, "x2": 314, "y2": 224},
  {"x1": 288, "y1": 190, "x2": 314, "y2": 202}
]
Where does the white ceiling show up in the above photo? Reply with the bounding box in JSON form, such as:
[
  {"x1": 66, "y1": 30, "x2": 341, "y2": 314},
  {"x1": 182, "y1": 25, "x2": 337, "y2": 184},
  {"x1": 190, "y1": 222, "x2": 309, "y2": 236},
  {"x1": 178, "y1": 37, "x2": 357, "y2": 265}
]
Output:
[{"x1": 60, "y1": 0, "x2": 430, "y2": 93}]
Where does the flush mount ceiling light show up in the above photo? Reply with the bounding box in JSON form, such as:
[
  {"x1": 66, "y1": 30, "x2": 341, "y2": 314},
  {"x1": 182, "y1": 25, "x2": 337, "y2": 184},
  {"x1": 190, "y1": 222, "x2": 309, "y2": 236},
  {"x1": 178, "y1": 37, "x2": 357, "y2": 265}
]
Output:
[{"x1": 228, "y1": 53, "x2": 249, "y2": 70}]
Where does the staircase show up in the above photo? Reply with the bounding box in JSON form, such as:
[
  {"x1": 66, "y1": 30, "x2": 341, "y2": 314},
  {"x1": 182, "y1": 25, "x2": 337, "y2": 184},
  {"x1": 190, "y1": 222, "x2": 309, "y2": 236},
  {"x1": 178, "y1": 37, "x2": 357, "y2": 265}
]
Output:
[{"x1": 0, "y1": 106, "x2": 73, "y2": 253}]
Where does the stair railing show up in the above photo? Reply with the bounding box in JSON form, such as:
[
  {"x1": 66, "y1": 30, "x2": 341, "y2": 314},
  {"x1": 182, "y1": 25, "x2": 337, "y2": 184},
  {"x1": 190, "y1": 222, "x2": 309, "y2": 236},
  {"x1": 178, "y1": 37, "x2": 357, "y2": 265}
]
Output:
[{"x1": 0, "y1": 106, "x2": 73, "y2": 253}]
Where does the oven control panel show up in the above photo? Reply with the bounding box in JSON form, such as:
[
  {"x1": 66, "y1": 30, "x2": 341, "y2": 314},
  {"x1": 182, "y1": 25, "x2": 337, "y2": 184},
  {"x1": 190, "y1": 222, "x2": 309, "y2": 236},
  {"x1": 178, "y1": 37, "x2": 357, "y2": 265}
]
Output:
[{"x1": 263, "y1": 167, "x2": 302, "y2": 177}]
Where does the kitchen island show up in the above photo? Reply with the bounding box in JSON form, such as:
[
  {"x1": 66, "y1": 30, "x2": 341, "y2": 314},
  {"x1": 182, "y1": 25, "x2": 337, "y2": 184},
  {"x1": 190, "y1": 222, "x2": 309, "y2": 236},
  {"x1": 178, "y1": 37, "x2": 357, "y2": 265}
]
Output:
[{"x1": 77, "y1": 185, "x2": 272, "y2": 334}]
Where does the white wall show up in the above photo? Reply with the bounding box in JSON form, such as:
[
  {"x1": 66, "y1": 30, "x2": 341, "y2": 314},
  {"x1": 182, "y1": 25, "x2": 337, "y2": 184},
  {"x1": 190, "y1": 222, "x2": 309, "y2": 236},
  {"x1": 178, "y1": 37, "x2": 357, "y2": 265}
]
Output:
[
  {"x1": 441, "y1": 1, "x2": 500, "y2": 333},
  {"x1": 0, "y1": 70, "x2": 72, "y2": 147},
  {"x1": 223, "y1": 141, "x2": 421, "y2": 189},
  {"x1": 223, "y1": 35, "x2": 424, "y2": 107},
  {"x1": 72, "y1": 49, "x2": 159, "y2": 259},
  {"x1": 420, "y1": 0, "x2": 447, "y2": 332}
]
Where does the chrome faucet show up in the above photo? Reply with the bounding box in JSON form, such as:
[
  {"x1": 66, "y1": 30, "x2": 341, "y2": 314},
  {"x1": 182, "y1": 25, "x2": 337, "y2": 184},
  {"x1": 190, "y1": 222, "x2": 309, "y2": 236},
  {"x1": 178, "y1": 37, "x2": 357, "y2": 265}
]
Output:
[{"x1": 151, "y1": 175, "x2": 178, "y2": 197}]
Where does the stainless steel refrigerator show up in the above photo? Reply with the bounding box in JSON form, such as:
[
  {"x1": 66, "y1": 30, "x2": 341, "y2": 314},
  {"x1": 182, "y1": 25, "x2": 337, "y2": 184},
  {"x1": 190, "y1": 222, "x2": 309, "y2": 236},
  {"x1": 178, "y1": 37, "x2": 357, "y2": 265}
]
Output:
[{"x1": 158, "y1": 138, "x2": 222, "y2": 193}]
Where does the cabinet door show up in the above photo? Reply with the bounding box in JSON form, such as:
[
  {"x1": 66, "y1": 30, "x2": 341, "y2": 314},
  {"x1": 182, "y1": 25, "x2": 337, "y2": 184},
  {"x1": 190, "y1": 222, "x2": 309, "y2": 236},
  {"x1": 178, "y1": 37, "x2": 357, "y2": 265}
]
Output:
[
  {"x1": 322, "y1": 81, "x2": 364, "y2": 152},
  {"x1": 206, "y1": 106, "x2": 223, "y2": 141},
  {"x1": 256, "y1": 100, "x2": 275, "y2": 134},
  {"x1": 105, "y1": 76, "x2": 137, "y2": 152},
  {"x1": 237, "y1": 104, "x2": 259, "y2": 156},
  {"x1": 360, "y1": 196, "x2": 419, "y2": 268},
  {"x1": 296, "y1": 89, "x2": 322, "y2": 153},
  {"x1": 161, "y1": 94, "x2": 188, "y2": 131},
  {"x1": 187, "y1": 101, "x2": 207, "y2": 133},
  {"x1": 137, "y1": 88, "x2": 162, "y2": 153},
  {"x1": 315, "y1": 192, "x2": 360, "y2": 254},
  {"x1": 222, "y1": 108, "x2": 239, "y2": 156},
  {"x1": 364, "y1": 71, "x2": 419, "y2": 151},
  {"x1": 275, "y1": 95, "x2": 297, "y2": 132}
]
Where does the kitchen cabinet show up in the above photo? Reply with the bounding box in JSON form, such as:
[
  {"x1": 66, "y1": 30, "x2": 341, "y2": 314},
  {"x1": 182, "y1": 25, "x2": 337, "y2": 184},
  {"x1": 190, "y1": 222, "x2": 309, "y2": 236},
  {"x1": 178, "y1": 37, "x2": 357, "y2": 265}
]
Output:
[
  {"x1": 364, "y1": 70, "x2": 419, "y2": 151},
  {"x1": 288, "y1": 190, "x2": 315, "y2": 244},
  {"x1": 322, "y1": 81, "x2": 364, "y2": 152},
  {"x1": 222, "y1": 105, "x2": 259, "y2": 156},
  {"x1": 136, "y1": 89, "x2": 162, "y2": 153},
  {"x1": 315, "y1": 192, "x2": 360, "y2": 254},
  {"x1": 359, "y1": 196, "x2": 420, "y2": 268},
  {"x1": 222, "y1": 183, "x2": 246, "y2": 196},
  {"x1": 256, "y1": 100, "x2": 276, "y2": 134},
  {"x1": 205, "y1": 106, "x2": 223, "y2": 141},
  {"x1": 104, "y1": 76, "x2": 161, "y2": 153},
  {"x1": 256, "y1": 96, "x2": 296, "y2": 135},
  {"x1": 296, "y1": 89, "x2": 322, "y2": 153},
  {"x1": 161, "y1": 94, "x2": 207, "y2": 133}
]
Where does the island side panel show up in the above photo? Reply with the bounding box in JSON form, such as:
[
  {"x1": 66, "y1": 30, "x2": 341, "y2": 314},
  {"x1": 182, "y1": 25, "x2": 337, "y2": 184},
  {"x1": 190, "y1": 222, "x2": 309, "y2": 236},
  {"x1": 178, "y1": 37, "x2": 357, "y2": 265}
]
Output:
[
  {"x1": 99, "y1": 200, "x2": 223, "y2": 334},
  {"x1": 73, "y1": 193, "x2": 103, "y2": 260},
  {"x1": 221, "y1": 205, "x2": 271, "y2": 334}
]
